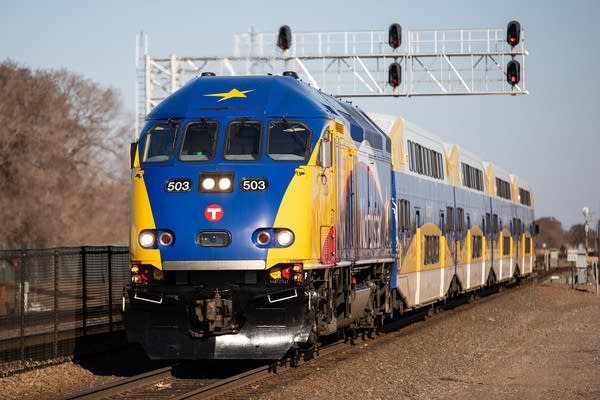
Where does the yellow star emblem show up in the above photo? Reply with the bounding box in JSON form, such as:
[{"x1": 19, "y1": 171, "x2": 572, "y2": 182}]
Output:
[{"x1": 204, "y1": 88, "x2": 253, "y2": 102}]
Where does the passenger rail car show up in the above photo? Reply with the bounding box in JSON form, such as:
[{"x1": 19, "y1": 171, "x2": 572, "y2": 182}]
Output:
[{"x1": 123, "y1": 73, "x2": 536, "y2": 360}]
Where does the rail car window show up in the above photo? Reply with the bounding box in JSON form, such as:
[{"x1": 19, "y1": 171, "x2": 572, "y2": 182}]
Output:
[
  {"x1": 224, "y1": 121, "x2": 261, "y2": 160},
  {"x1": 446, "y1": 206, "x2": 454, "y2": 233},
  {"x1": 267, "y1": 120, "x2": 311, "y2": 161},
  {"x1": 461, "y1": 163, "x2": 484, "y2": 191},
  {"x1": 524, "y1": 237, "x2": 531, "y2": 254},
  {"x1": 496, "y1": 178, "x2": 511, "y2": 200},
  {"x1": 502, "y1": 236, "x2": 511, "y2": 256},
  {"x1": 512, "y1": 218, "x2": 523, "y2": 236},
  {"x1": 424, "y1": 235, "x2": 440, "y2": 265},
  {"x1": 179, "y1": 121, "x2": 218, "y2": 161},
  {"x1": 399, "y1": 199, "x2": 411, "y2": 231},
  {"x1": 407, "y1": 140, "x2": 444, "y2": 180},
  {"x1": 472, "y1": 235, "x2": 483, "y2": 259},
  {"x1": 142, "y1": 123, "x2": 177, "y2": 163},
  {"x1": 519, "y1": 188, "x2": 532, "y2": 206},
  {"x1": 456, "y1": 208, "x2": 465, "y2": 232}
]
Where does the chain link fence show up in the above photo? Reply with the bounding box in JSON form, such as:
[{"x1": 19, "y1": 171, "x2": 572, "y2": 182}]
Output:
[{"x1": 0, "y1": 246, "x2": 129, "y2": 375}]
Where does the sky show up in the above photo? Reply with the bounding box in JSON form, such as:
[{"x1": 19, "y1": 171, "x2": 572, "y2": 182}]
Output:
[{"x1": 1, "y1": 0, "x2": 599, "y2": 229}]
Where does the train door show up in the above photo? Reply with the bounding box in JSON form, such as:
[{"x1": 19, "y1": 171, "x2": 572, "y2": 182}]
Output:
[
  {"x1": 513, "y1": 213, "x2": 522, "y2": 277},
  {"x1": 324, "y1": 127, "x2": 357, "y2": 263},
  {"x1": 488, "y1": 198, "x2": 497, "y2": 286}
]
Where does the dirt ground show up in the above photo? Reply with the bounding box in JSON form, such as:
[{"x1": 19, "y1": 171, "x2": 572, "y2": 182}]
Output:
[
  {"x1": 1, "y1": 277, "x2": 599, "y2": 400},
  {"x1": 244, "y1": 279, "x2": 600, "y2": 400}
]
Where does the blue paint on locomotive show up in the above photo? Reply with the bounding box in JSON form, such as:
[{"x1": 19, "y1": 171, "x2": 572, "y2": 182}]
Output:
[{"x1": 137, "y1": 75, "x2": 340, "y2": 264}]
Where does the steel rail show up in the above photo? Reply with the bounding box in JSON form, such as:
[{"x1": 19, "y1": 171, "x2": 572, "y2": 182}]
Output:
[
  {"x1": 172, "y1": 342, "x2": 346, "y2": 400},
  {"x1": 55, "y1": 365, "x2": 176, "y2": 400}
]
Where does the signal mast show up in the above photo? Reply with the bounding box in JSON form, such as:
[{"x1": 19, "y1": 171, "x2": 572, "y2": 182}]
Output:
[{"x1": 135, "y1": 22, "x2": 527, "y2": 133}]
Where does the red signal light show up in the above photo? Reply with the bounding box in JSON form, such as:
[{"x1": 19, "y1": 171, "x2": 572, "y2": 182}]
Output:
[
  {"x1": 388, "y1": 62, "x2": 402, "y2": 88},
  {"x1": 388, "y1": 23, "x2": 402, "y2": 49},
  {"x1": 139, "y1": 267, "x2": 152, "y2": 282},
  {"x1": 277, "y1": 25, "x2": 292, "y2": 51},
  {"x1": 506, "y1": 60, "x2": 520, "y2": 86},
  {"x1": 256, "y1": 231, "x2": 271, "y2": 246},
  {"x1": 280, "y1": 265, "x2": 293, "y2": 280},
  {"x1": 506, "y1": 21, "x2": 521, "y2": 47}
]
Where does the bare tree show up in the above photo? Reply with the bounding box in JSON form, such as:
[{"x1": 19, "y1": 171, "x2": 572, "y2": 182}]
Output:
[
  {"x1": 535, "y1": 217, "x2": 566, "y2": 250},
  {"x1": 0, "y1": 61, "x2": 130, "y2": 248}
]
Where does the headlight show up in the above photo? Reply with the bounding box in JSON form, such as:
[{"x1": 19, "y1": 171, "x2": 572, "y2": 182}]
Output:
[
  {"x1": 276, "y1": 229, "x2": 295, "y2": 247},
  {"x1": 253, "y1": 228, "x2": 295, "y2": 248},
  {"x1": 201, "y1": 177, "x2": 216, "y2": 191},
  {"x1": 218, "y1": 177, "x2": 232, "y2": 191},
  {"x1": 139, "y1": 230, "x2": 156, "y2": 248},
  {"x1": 199, "y1": 172, "x2": 234, "y2": 192}
]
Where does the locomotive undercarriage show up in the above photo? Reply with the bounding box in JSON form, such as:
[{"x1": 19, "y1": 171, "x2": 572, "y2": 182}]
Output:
[
  {"x1": 308, "y1": 262, "x2": 400, "y2": 341},
  {"x1": 123, "y1": 270, "x2": 313, "y2": 359},
  {"x1": 123, "y1": 263, "x2": 401, "y2": 360}
]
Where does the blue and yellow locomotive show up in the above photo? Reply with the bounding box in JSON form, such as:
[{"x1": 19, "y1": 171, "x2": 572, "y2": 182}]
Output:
[{"x1": 123, "y1": 73, "x2": 535, "y2": 360}]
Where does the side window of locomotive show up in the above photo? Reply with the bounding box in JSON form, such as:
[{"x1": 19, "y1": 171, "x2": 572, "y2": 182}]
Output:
[
  {"x1": 267, "y1": 121, "x2": 311, "y2": 161},
  {"x1": 142, "y1": 123, "x2": 177, "y2": 163},
  {"x1": 224, "y1": 121, "x2": 261, "y2": 160},
  {"x1": 179, "y1": 121, "x2": 218, "y2": 161}
]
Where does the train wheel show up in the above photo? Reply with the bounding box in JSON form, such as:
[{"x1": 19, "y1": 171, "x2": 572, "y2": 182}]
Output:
[
  {"x1": 486, "y1": 269, "x2": 497, "y2": 287},
  {"x1": 447, "y1": 275, "x2": 462, "y2": 298},
  {"x1": 513, "y1": 266, "x2": 522, "y2": 285}
]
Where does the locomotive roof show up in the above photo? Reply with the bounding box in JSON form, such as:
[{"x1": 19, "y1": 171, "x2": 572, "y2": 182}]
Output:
[{"x1": 147, "y1": 74, "x2": 336, "y2": 120}]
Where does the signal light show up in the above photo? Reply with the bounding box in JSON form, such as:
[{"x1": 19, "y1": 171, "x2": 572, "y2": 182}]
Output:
[
  {"x1": 277, "y1": 25, "x2": 292, "y2": 51},
  {"x1": 388, "y1": 23, "x2": 402, "y2": 49},
  {"x1": 280, "y1": 265, "x2": 293, "y2": 280},
  {"x1": 158, "y1": 231, "x2": 174, "y2": 246},
  {"x1": 130, "y1": 264, "x2": 163, "y2": 284},
  {"x1": 506, "y1": 60, "x2": 520, "y2": 86},
  {"x1": 270, "y1": 263, "x2": 304, "y2": 282},
  {"x1": 388, "y1": 62, "x2": 401, "y2": 88},
  {"x1": 506, "y1": 20, "x2": 521, "y2": 47},
  {"x1": 256, "y1": 230, "x2": 271, "y2": 246}
]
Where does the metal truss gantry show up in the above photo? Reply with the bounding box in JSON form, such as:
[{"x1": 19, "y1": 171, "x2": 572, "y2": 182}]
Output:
[{"x1": 135, "y1": 26, "x2": 528, "y2": 133}]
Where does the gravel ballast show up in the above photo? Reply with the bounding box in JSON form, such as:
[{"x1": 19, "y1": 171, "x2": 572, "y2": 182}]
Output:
[{"x1": 1, "y1": 279, "x2": 599, "y2": 400}]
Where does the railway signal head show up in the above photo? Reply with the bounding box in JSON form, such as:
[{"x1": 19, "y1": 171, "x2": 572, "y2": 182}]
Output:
[
  {"x1": 277, "y1": 25, "x2": 292, "y2": 51},
  {"x1": 388, "y1": 62, "x2": 402, "y2": 88},
  {"x1": 506, "y1": 20, "x2": 521, "y2": 47},
  {"x1": 388, "y1": 23, "x2": 402, "y2": 49},
  {"x1": 506, "y1": 60, "x2": 520, "y2": 86}
]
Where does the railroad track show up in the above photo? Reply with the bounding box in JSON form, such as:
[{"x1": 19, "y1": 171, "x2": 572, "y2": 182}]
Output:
[
  {"x1": 55, "y1": 363, "x2": 218, "y2": 400},
  {"x1": 55, "y1": 342, "x2": 345, "y2": 400},
  {"x1": 57, "y1": 272, "x2": 545, "y2": 400}
]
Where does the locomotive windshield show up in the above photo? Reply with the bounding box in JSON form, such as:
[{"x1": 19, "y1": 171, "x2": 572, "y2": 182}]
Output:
[
  {"x1": 223, "y1": 121, "x2": 261, "y2": 160},
  {"x1": 141, "y1": 118, "x2": 313, "y2": 163},
  {"x1": 179, "y1": 120, "x2": 218, "y2": 161},
  {"x1": 267, "y1": 120, "x2": 310, "y2": 161},
  {"x1": 142, "y1": 122, "x2": 178, "y2": 163}
]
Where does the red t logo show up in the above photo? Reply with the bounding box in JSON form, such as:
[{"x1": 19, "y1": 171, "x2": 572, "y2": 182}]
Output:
[{"x1": 204, "y1": 204, "x2": 224, "y2": 222}]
